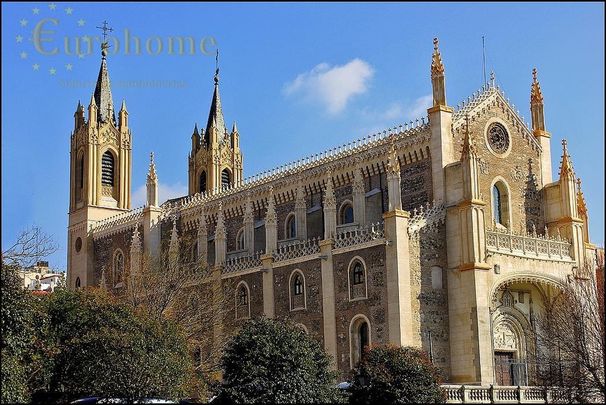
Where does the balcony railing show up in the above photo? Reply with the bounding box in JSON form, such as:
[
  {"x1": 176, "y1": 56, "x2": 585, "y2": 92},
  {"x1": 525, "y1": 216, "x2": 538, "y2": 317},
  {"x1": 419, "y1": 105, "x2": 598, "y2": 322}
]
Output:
[
  {"x1": 485, "y1": 227, "x2": 573, "y2": 262},
  {"x1": 442, "y1": 385, "x2": 547, "y2": 404},
  {"x1": 273, "y1": 237, "x2": 321, "y2": 263},
  {"x1": 223, "y1": 251, "x2": 262, "y2": 274},
  {"x1": 334, "y1": 221, "x2": 384, "y2": 250}
]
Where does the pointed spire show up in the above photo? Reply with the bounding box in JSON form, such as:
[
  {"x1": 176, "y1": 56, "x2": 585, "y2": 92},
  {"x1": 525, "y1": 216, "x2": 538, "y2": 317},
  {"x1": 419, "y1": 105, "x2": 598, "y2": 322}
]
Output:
[
  {"x1": 93, "y1": 44, "x2": 115, "y2": 125},
  {"x1": 206, "y1": 49, "x2": 226, "y2": 139},
  {"x1": 193, "y1": 123, "x2": 199, "y2": 135},
  {"x1": 232, "y1": 121, "x2": 238, "y2": 134},
  {"x1": 559, "y1": 139, "x2": 575, "y2": 178},
  {"x1": 120, "y1": 99, "x2": 127, "y2": 112},
  {"x1": 461, "y1": 114, "x2": 477, "y2": 160},
  {"x1": 130, "y1": 226, "x2": 141, "y2": 253}
]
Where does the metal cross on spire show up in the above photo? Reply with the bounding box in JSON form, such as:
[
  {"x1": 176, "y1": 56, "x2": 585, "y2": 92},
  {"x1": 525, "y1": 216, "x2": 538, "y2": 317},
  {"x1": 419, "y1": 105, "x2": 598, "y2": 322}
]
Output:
[{"x1": 96, "y1": 20, "x2": 113, "y2": 43}]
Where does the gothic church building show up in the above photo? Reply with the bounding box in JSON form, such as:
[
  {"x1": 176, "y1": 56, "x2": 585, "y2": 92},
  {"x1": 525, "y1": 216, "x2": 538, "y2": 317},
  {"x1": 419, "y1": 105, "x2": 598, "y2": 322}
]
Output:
[{"x1": 67, "y1": 38, "x2": 600, "y2": 385}]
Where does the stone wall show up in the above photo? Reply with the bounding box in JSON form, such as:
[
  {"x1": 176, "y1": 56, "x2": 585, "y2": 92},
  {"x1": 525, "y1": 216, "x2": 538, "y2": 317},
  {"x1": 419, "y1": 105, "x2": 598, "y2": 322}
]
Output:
[
  {"x1": 409, "y1": 222, "x2": 451, "y2": 379},
  {"x1": 273, "y1": 259, "x2": 325, "y2": 339},
  {"x1": 92, "y1": 224, "x2": 142, "y2": 288},
  {"x1": 333, "y1": 245, "x2": 388, "y2": 376}
]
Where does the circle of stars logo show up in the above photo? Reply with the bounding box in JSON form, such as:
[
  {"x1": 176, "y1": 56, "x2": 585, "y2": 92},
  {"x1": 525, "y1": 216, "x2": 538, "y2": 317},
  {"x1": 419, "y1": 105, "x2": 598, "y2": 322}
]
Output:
[{"x1": 16, "y1": 3, "x2": 90, "y2": 77}]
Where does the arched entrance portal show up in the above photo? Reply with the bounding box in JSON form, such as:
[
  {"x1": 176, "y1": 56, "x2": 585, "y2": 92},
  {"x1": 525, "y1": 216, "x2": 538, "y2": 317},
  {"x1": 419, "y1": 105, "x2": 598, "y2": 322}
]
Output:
[{"x1": 490, "y1": 275, "x2": 567, "y2": 386}]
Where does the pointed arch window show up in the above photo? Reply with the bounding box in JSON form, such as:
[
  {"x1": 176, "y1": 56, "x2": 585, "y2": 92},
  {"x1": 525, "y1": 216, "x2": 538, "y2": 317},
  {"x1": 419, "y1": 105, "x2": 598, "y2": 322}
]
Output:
[
  {"x1": 492, "y1": 180, "x2": 510, "y2": 228},
  {"x1": 113, "y1": 250, "x2": 124, "y2": 287},
  {"x1": 101, "y1": 151, "x2": 115, "y2": 187},
  {"x1": 339, "y1": 201, "x2": 354, "y2": 225},
  {"x1": 236, "y1": 228, "x2": 245, "y2": 251},
  {"x1": 199, "y1": 171, "x2": 207, "y2": 193},
  {"x1": 76, "y1": 154, "x2": 84, "y2": 202},
  {"x1": 290, "y1": 270, "x2": 306, "y2": 311},
  {"x1": 350, "y1": 315, "x2": 371, "y2": 369},
  {"x1": 221, "y1": 169, "x2": 231, "y2": 190},
  {"x1": 75, "y1": 277, "x2": 81, "y2": 289},
  {"x1": 286, "y1": 214, "x2": 296, "y2": 239},
  {"x1": 348, "y1": 258, "x2": 367, "y2": 300},
  {"x1": 236, "y1": 281, "x2": 250, "y2": 320}
]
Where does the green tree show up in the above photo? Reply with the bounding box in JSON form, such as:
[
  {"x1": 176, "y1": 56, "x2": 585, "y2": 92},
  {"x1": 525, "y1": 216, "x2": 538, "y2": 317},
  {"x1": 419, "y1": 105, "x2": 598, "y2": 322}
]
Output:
[
  {"x1": 221, "y1": 317, "x2": 342, "y2": 404},
  {"x1": 40, "y1": 288, "x2": 192, "y2": 402},
  {"x1": 349, "y1": 345, "x2": 445, "y2": 404},
  {"x1": 1, "y1": 264, "x2": 33, "y2": 403}
]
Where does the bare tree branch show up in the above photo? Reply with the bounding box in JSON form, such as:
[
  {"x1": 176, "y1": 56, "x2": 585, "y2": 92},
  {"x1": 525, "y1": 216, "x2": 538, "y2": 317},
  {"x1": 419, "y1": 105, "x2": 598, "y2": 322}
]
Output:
[{"x1": 1, "y1": 226, "x2": 58, "y2": 268}]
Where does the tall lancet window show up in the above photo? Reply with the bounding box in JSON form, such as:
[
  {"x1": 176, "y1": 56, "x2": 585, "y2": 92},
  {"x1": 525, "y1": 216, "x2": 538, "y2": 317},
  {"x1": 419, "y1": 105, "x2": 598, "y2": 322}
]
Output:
[
  {"x1": 101, "y1": 151, "x2": 115, "y2": 187},
  {"x1": 492, "y1": 181, "x2": 510, "y2": 228},
  {"x1": 221, "y1": 169, "x2": 231, "y2": 190},
  {"x1": 199, "y1": 171, "x2": 207, "y2": 193},
  {"x1": 76, "y1": 154, "x2": 84, "y2": 201}
]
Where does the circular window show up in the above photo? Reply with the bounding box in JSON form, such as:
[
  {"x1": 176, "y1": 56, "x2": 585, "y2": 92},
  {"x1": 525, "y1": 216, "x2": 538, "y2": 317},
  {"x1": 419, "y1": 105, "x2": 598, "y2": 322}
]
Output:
[
  {"x1": 487, "y1": 122, "x2": 510, "y2": 155},
  {"x1": 75, "y1": 237, "x2": 82, "y2": 252}
]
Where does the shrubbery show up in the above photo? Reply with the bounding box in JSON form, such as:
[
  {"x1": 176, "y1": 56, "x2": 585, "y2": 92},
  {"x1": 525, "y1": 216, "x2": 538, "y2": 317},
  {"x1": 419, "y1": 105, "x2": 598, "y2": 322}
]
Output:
[
  {"x1": 221, "y1": 317, "x2": 344, "y2": 403},
  {"x1": 349, "y1": 345, "x2": 446, "y2": 404}
]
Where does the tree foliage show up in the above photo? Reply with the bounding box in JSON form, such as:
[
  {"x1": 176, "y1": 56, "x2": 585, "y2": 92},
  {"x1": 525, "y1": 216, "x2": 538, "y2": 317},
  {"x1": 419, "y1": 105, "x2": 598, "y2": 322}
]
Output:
[
  {"x1": 349, "y1": 345, "x2": 445, "y2": 404},
  {"x1": 221, "y1": 317, "x2": 342, "y2": 404},
  {"x1": 41, "y1": 288, "x2": 191, "y2": 402}
]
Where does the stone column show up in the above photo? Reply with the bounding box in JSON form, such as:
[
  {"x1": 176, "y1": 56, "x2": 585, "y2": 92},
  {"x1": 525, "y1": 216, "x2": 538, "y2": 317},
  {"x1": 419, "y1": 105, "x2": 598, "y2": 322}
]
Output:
[
  {"x1": 352, "y1": 168, "x2": 366, "y2": 225},
  {"x1": 261, "y1": 254, "x2": 275, "y2": 318},
  {"x1": 319, "y1": 239, "x2": 337, "y2": 365},
  {"x1": 197, "y1": 211, "x2": 208, "y2": 266},
  {"x1": 265, "y1": 188, "x2": 278, "y2": 253},
  {"x1": 383, "y1": 209, "x2": 413, "y2": 346},
  {"x1": 295, "y1": 185, "x2": 307, "y2": 240},
  {"x1": 386, "y1": 144, "x2": 402, "y2": 211},
  {"x1": 214, "y1": 204, "x2": 226, "y2": 266},
  {"x1": 243, "y1": 196, "x2": 255, "y2": 254},
  {"x1": 129, "y1": 226, "x2": 141, "y2": 280},
  {"x1": 323, "y1": 174, "x2": 337, "y2": 239}
]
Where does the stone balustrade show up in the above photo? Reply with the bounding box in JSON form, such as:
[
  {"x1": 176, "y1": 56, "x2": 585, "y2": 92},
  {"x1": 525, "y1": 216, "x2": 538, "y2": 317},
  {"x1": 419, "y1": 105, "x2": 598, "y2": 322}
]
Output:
[
  {"x1": 91, "y1": 206, "x2": 144, "y2": 240},
  {"x1": 334, "y1": 221, "x2": 385, "y2": 250},
  {"x1": 273, "y1": 237, "x2": 321, "y2": 263},
  {"x1": 223, "y1": 251, "x2": 262, "y2": 274},
  {"x1": 442, "y1": 385, "x2": 548, "y2": 404},
  {"x1": 485, "y1": 227, "x2": 573, "y2": 262}
]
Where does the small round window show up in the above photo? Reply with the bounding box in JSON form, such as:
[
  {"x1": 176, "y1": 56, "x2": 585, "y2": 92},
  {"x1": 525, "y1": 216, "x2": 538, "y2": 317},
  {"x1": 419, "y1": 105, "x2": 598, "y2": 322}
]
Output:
[
  {"x1": 487, "y1": 122, "x2": 510, "y2": 155},
  {"x1": 75, "y1": 237, "x2": 82, "y2": 252}
]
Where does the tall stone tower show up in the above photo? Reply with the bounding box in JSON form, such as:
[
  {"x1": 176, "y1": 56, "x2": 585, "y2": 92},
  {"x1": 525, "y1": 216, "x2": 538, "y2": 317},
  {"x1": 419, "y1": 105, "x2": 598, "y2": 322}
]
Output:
[
  {"x1": 67, "y1": 40, "x2": 132, "y2": 288},
  {"x1": 188, "y1": 54, "x2": 243, "y2": 195}
]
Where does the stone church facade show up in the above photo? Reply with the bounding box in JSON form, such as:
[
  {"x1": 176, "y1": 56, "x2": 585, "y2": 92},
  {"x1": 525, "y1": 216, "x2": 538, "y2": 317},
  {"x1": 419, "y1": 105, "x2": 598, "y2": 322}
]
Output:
[{"x1": 67, "y1": 38, "x2": 600, "y2": 385}]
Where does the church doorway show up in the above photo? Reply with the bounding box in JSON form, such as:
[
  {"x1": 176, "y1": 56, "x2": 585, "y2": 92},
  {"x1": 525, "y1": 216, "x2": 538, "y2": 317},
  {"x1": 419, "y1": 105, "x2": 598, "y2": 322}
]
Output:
[
  {"x1": 494, "y1": 351, "x2": 514, "y2": 386},
  {"x1": 350, "y1": 315, "x2": 371, "y2": 369}
]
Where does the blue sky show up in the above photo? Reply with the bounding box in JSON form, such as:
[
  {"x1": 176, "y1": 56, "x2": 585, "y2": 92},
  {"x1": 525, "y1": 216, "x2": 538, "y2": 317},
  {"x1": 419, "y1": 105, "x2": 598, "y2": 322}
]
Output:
[{"x1": 2, "y1": 2, "x2": 604, "y2": 270}]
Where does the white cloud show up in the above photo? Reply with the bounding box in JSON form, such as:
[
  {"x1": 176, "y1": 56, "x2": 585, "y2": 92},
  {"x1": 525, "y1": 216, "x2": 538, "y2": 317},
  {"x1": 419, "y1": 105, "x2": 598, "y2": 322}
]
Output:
[
  {"x1": 360, "y1": 94, "x2": 433, "y2": 123},
  {"x1": 283, "y1": 59, "x2": 374, "y2": 114},
  {"x1": 131, "y1": 181, "x2": 188, "y2": 208}
]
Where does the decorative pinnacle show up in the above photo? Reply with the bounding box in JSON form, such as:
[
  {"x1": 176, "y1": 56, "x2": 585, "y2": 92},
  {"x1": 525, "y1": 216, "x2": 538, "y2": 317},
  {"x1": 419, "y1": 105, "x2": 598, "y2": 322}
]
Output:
[
  {"x1": 530, "y1": 67, "x2": 543, "y2": 104},
  {"x1": 147, "y1": 152, "x2": 157, "y2": 181},
  {"x1": 461, "y1": 114, "x2": 477, "y2": 159},
  {"x1": 431, "y1": 37, "x2": 444, "y2": 77},
  {"x1": 576, "y1": 178, "x2": 588, "y2": 215},
  {"x1": 559, "y1": 139, "x2": 574, "y2": 178}
]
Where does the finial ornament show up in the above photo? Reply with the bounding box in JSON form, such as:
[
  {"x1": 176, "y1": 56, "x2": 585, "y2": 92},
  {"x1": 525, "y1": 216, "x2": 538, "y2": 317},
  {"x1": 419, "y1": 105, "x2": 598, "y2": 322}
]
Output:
[
  {"x1": 431, "y1": 37, "x2": 445, "y2": 78},
  {"x1": 214, "y1": 49, "x2": 220, "y2": 85},
  {"x1": 96, "y1": 20, "x2": 113, "y2": 57},
  {"x1": 559, "y1": 139, "x2": 574, "y2": 178},
  {"x1": 490, "y1": 70, "x2": 495, "y2": 87}
]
